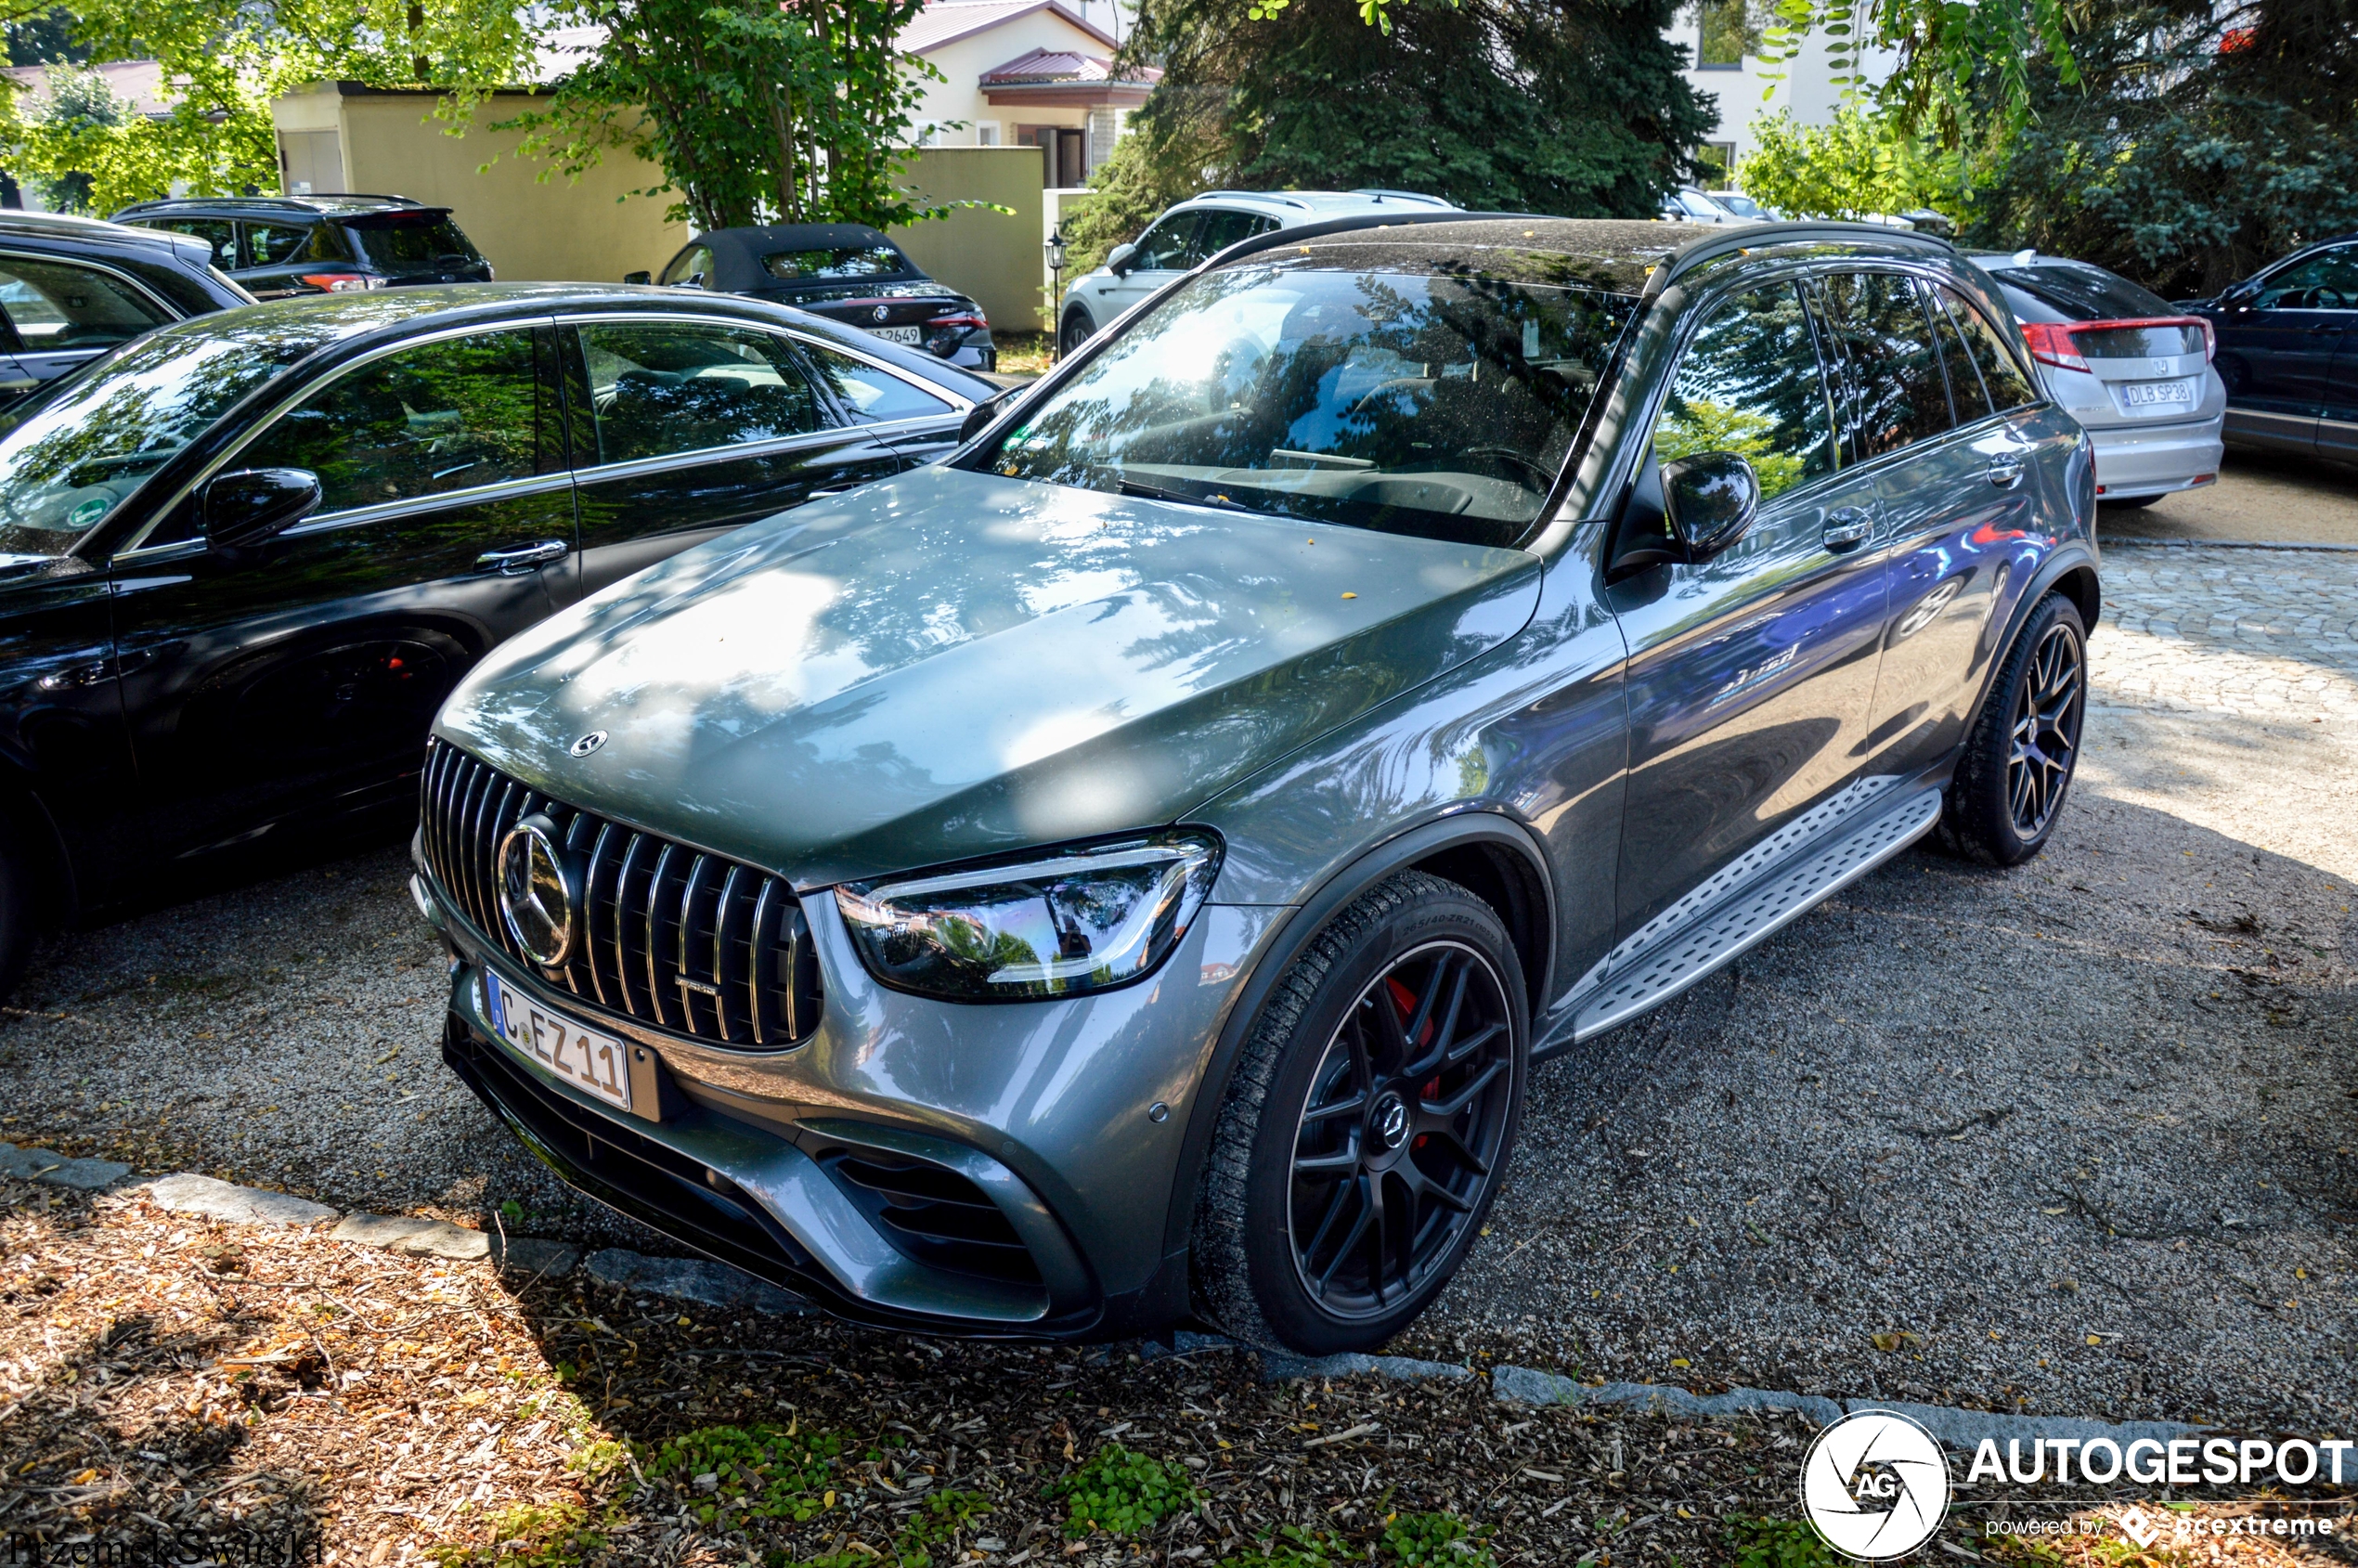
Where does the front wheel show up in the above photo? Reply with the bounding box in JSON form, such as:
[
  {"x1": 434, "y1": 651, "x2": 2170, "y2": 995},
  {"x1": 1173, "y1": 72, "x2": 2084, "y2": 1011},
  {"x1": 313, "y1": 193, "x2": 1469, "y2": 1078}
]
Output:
[
  {"x1": 1192, "y1": 872, "x2": 1526, "y2": 1354},
  {"x1": 1057, "y1": 309, "x2": 1095, "y2": 357},
  {"x1": 1937, "y1": 590, "x2": 2088, "y2": 865}
]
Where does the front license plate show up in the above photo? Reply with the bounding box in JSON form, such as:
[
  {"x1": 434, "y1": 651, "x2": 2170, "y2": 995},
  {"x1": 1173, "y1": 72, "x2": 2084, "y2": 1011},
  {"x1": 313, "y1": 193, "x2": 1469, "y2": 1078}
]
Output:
[
  {"x1": 2122, "y1": 380, "x2": 2193, "y2": 407},
  {"x1": 486, "y1": 970, "x2": 632, "y2": 1113},
  {"x1": 868, "y1": 325, "x2": 923, "y2": 344}
]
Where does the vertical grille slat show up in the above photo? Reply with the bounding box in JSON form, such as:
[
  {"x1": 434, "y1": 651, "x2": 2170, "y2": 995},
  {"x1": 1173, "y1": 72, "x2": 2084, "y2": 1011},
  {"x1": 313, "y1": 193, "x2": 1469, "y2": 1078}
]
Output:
[{"x1": 416, "y1": 744, "x2": 821, "y2": 1049}]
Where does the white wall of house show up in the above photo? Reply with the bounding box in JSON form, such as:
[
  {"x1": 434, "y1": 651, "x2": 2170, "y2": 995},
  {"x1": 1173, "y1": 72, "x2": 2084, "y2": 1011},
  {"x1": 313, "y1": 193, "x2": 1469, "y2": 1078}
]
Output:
[
  {"x1": 909, "y1": 11, "x2": 1113, "y2": 146},
  {"x1": 1665, "y1": 8, "x2": 1896, "y2": 186}
]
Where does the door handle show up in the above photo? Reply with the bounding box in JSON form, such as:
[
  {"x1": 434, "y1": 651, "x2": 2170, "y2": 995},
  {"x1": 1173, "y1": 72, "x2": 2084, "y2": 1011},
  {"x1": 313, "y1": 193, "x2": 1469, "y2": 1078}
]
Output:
[
  {"x1": 1986, "y1": 457, "x2": 2025, "y2": 488},
  {"x1": 1822, "y1": 507, "x2": 1874, "y2": 551},
  {"x1": 475, "y1": 539, "x2": 569, "y2": 575},
  {"x1": 808, "y1": 489, "x2": 849, "y2": 499}
]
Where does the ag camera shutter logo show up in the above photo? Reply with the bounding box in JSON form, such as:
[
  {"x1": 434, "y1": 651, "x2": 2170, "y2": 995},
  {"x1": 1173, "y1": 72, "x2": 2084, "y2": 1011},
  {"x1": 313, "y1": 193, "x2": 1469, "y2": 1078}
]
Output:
[{"x1": 1801, "y1": 1409, "x2": 1952, "y2": 1561}]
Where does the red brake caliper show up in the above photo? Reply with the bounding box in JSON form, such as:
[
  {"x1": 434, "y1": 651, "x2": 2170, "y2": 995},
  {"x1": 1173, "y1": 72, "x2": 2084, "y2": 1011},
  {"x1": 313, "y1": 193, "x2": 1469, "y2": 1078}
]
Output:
[{"x1": 1384, "y1": 977, "x2": 1440, "y2": 1150}]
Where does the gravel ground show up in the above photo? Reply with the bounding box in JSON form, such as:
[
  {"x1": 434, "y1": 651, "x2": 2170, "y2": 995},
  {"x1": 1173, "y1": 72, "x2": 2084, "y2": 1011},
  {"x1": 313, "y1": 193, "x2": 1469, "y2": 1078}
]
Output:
[
  {"x1": 6, "y1": 484, "x2": 2354, "y2": 1437},
  {"x1": 2102, "y1": 447, "x2": 2358, "y2": 546}
]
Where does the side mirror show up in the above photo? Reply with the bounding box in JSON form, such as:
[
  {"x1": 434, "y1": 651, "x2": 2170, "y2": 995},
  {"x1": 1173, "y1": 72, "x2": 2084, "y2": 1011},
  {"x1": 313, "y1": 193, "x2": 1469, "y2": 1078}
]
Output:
[
  {"x1": 959, "y1": 385, "x2": 1026, "y2": 444},
  {"x1": 1662, "y1": 451, "x2": 1760, "y2": 561},
  {"x1": 202, "y1": 468, "x2": 321, "y2": 551},
  {"x1": 622, "y1": 269, "x2": 653, "y2": 285},
  {"x1": 1107, "y1": 241, "x2": 1136, "y2": 276}
]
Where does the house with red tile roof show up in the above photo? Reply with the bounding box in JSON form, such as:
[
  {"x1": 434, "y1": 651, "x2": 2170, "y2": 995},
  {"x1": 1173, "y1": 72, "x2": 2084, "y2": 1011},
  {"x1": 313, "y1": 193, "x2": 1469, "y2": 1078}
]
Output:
[{"x1": 900, "y1": 0, "x2": 1158, "y2": 188}]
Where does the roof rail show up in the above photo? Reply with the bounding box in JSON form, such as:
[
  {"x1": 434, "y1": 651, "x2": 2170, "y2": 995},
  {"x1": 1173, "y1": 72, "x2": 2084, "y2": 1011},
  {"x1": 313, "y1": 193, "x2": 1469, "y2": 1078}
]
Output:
[
  {"x1": 1654, "y1": 218, "x2": 1956, "y2": 294},
  {"x1": 1349, "y1": 188, "x2": 1456, "y2": 206},
  {"x1": 111, "y1": 192, "x2": 423, "y2": 216}
]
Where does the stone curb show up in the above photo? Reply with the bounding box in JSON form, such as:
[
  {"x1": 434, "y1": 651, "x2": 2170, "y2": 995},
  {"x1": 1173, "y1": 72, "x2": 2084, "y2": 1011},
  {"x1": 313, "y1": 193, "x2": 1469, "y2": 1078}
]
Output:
[
  {"x1": 583, "y1": 1247, "x2": 811, "y2": 1316},
  {"x1": 142, "y1": 1173, "x2": 340, "y2": 1229},
  {"x1": 2101, "y1": 537, "x2": 2358, "y2": 553},
  {"x1": 0, "y1": 1141, "x2": 132, "y2": 1192},
  {"x1": 330, "y1": 1212, "x2": 580, "y2": 1276}
]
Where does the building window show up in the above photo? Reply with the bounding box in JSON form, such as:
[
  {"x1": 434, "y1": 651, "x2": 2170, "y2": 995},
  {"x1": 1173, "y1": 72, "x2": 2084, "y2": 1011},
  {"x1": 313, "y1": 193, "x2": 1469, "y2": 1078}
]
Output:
[
  {"x1": 1694, "y1": 141, "x2": 1736, "y2": 186},
  {"x1": 976, "y1": 121, "x2": 1000, "y2": 147},
  {"x1": 1697, "y1": 0, "x2": 1758, "y2": 67}
]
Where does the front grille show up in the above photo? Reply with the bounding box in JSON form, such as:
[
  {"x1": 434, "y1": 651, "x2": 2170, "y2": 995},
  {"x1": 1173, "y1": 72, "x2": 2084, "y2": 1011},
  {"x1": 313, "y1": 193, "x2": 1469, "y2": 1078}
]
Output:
[
  {"x1": 421, "y1": 739, "x2": 823, "y2": 1048},
  {"x1": 822, "y1": 1151, "x2": 1043, "y2": 1287}
]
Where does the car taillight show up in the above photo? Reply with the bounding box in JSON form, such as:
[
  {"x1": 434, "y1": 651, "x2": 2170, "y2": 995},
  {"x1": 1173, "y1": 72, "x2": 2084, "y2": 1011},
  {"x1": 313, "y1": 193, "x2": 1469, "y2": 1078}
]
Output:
[
  {"x1": 301, "y1": 274, "x2": 385, "y2": 292},
  {"x1": 926, "y1": 313, "x2": 987, "y2": 333},
  {"x1": 2021, "y1": 316, "x2": 2213, "y2": 372}
]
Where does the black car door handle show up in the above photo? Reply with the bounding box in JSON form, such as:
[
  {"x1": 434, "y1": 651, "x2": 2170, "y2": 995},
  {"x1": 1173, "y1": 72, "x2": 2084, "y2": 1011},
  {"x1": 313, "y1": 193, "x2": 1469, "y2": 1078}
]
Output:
[
  {"x1": 476, "y1": 539, "x2": 569, "y2": 575},
  {"x1": 1822, "y1": 507, "x2": 1875, "y2": 551}
]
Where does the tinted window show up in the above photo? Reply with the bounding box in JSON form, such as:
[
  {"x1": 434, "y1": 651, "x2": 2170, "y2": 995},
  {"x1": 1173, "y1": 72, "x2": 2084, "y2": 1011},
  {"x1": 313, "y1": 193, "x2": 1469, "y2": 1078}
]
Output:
[
  {"x1": 1992, "y1": 261, "x2": 2170, "y2": 321},
  {"x1": 577, "y1": 322, "x2": 823, "y2": 464},
  {"x1": 240, "y1": 330, "x2": 541, "y2": 513},
  {"x1": 1937, "y1": 286, "x2": 2040, "y2": 410},
  {"x1": 1189, "y1": 210, "x2": 1263, "y2": 263},
  {"x1": 148, "y1": 218, "x2": 238, "y2": 269},
  {"x1": 661, "y1": 244, "x2": 714, "y2": 288},
  {"x1": 0, "y1": 257, "x2": 170, "y2": 353},
  {"x1": 1928, "y1": 288, "x2": 1993, "y2": 422},
  {"x1": 2249, "y1": 245, "x2": 2358, "y2": 310},
  {"x1": 342, "y1": 214, "x2": 484, "y2": 274},
  {"x1": 805, "y1": 343, "x2": 953, "y2": 422},
  {"x1": 986, "y1": 264, "x2": 1637, "y2": 549},
  {"x1": 246, "y1": 223, "x2": 315, "y2": 266},
  {"x1": 761, "y1": 244, "x2": 908, "y2": 281},
  {"x1": 1653, "y1": 283, "x2": 1835, "y2": 502},
  {"x1": 1817, "y1": 272, "x2": 1953, "y2": 458},
  {"x1": 1130, "y1": 214, "x2": 1198, "y2": 271},
  {"x1": 0, "y1": 318, "x2": 324, "y2": 557}
]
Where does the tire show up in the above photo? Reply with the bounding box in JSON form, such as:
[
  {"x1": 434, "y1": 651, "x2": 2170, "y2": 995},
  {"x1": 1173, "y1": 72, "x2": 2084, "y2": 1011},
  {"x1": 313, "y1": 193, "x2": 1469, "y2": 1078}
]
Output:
[
  {"x1": 1057, "y1": 309, "x2": 1095, "y2": 356},
  {"x1": 1936, "y1": 590, "x2": 2088, "y2": 866},
  {"x1": 0, "y1": 814, "x2": 35, "y2": 1003},
  {"x1": 1191, "y1": 871, "x2": 1528, "y2": 1354}
]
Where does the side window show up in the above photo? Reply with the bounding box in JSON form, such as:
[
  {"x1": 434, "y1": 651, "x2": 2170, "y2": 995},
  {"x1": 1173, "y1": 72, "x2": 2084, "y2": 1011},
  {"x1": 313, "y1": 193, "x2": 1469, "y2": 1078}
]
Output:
[
  {"x1": 0, "y1": 257, "x2": 171, "y2": 352},
  {"x1": 2250, "y1": 245, "x2": 2358, "y2": 310},
  {"x1": 1926, "y1": 284, "x2": 1994, "y2": 422},
  {"x1": 1937, "y1": 287, "x2": 2041, "y2": 410},
  {"x1": 1652, "y1": 282, "x2": 1836, "y2": 503},
  {"x1": 659, "y1": 244, "x2": 715, "y2": 288},
  {"x1": 245, "y1": 223, "x2": 314, "y2": 267},
  {"x1": 1130, "y1": 214, "x2": 1199, "y2": 271},
  {"x1": 803, "y1": 343, "x2": 954, "y2": 423},
  {"x1": 1816, "y1": 271, "x2": 1954, "y2": 459},
  {"x1": 238, "y1": 330, "x2": 542, "y2": 513},
  {"x1": 1189, "y1": 210, "x2": 1261, "y2": 263},
  {"x1": 576, "y1": 322, "x2": 823, "y2": 465},
  {"x1": 149, "y1": 218, "x2": 239, "y2": 270}
]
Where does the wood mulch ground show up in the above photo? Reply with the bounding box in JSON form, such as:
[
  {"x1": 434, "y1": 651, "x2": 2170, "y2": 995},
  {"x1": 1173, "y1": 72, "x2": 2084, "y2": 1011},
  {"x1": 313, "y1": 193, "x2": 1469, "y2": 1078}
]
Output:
[{"x1": 2, "y1": 1176, "x2": 2349, "y2": 1567}]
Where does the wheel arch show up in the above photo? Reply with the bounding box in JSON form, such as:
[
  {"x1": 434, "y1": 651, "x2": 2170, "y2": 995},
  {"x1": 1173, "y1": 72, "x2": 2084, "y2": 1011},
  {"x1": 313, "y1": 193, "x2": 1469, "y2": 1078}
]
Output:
[
  {"x1": 1160, "y1": 810, "x2": 1555, "y2": 1265},
  {"x1": 0, "y1": 765, "x2": 80, "y2": 932},
  {"x1": 1953, "y1": 544, "x2": 2100, "y2": 775}
]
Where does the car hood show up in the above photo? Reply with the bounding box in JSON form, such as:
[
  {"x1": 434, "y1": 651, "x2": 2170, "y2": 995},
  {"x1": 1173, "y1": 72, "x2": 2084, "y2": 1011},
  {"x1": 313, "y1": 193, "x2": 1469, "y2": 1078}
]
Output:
[{"x1": 436, "y1": 464, "x2": 1541, "y2": 888}]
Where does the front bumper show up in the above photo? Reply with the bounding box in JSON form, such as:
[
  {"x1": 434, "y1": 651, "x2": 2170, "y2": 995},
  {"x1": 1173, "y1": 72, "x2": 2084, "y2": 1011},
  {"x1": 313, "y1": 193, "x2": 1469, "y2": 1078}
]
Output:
[{"x1": 415, "y1": 856, "x2": 1286, "y2": 1339}]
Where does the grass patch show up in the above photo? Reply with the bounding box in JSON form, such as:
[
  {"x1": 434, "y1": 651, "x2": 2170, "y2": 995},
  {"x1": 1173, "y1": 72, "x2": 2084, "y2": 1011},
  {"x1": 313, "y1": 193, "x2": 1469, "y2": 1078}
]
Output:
[
  {"x1": 427, "y1": 1500, "x2": 605, "y2": 1568},
  {"x1": 1726, "y1": 1516, "x2": 1845, "y2": 1568},
  {"x1": 1046, "y1": 1442, "x2": 1204, "y2": 1536},
  {"x1": 992, "y1": 330, "x2": 1051, "y2": 377},
  {"x1": 642, "y1": 1422, "x2": 844, "y2": 1527}
]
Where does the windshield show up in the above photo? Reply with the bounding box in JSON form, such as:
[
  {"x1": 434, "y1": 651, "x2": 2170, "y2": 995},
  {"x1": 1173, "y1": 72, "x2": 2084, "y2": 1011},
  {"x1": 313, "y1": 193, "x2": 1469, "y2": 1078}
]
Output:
[
  {"x1": 342, "y1": 214, "x2": 484, "y2": 274},
  {"x1": 0, "y1": 317, "x2": 321, "y2": 560},
  {"x1": 762, "y1": 244, "x2": 910, "y2": 282},
  {"x1": 982, "y1": 265, "x2": 1636, "y2": 549}
]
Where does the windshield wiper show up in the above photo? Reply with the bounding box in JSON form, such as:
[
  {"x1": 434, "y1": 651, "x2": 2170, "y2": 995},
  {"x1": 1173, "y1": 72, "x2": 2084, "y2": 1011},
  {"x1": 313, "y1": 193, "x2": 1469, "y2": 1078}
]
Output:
[{"x1": 1117, "y1": 478, "x2": 1261, "y2": 515}]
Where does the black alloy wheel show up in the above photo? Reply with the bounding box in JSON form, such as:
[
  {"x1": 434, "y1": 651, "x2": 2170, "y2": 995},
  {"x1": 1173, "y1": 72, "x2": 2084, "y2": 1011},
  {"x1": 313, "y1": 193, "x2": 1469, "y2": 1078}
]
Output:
[
  {"x1": 1287, "y1": 940, "x2": 1516, "y2": 1318},
  {"x1": 1057, "y1": 311, "x2": 1094, "y2": 357},
  {"x1": 1937, "y1": 590, "x2": 2088, "y2": 865},
  {"x1": 2007, "y1": 619, "x2": 2083, "y2": 838}
]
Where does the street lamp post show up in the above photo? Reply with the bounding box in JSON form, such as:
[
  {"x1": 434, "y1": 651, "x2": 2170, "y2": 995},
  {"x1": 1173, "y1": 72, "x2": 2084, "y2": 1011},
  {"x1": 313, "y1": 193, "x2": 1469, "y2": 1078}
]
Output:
[{"x1": 1044, "y1": 227, "x2": 1068, "y2": 360}]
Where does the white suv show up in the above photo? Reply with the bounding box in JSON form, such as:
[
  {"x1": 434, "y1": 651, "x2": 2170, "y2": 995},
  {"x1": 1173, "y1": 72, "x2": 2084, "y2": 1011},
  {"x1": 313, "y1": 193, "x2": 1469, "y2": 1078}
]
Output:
[{"x1": 1057, "y1": 188, "x2": 1458, "y2": 353}]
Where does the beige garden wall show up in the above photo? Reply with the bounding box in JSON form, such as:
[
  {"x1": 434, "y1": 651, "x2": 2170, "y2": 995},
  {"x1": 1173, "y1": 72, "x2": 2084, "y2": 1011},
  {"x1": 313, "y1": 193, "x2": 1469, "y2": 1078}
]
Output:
[{"x1": 888, "y1": 147, "x2": 1050, "y2": 331}]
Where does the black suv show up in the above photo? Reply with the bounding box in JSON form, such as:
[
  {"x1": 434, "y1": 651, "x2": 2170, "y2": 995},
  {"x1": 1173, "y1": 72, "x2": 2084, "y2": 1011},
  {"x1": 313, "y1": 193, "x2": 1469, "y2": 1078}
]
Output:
[
  {"x1": 0, "y1": 209, "x2": 253, "y2": 408},
  {"x1": 110, "y1": 194, "x2": 494, "y2": 300}
]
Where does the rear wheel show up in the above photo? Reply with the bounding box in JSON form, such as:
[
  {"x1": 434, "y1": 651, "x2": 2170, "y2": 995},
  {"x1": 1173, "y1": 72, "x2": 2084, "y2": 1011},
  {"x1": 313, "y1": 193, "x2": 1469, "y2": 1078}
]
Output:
[
  {"x1": 1937, "y1": 591, "x2": 2087, "y2": 865},
  {"x1": 1192, "y1": 872, "x2": 1526, "y2": 1354}
]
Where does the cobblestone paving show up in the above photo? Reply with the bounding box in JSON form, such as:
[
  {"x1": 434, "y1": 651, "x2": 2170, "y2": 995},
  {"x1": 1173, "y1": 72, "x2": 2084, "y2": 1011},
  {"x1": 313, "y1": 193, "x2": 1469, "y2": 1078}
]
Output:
[{"x1": 2093, "y1": 544, "x2": 2358, "y2": 718}]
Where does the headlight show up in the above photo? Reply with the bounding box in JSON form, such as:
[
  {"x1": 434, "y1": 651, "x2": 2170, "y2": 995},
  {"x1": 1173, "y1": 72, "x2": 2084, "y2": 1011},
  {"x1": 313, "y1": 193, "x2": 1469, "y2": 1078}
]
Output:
[{"x1": 836, "y1": 832, "x2": 1222, "y2": 1002}]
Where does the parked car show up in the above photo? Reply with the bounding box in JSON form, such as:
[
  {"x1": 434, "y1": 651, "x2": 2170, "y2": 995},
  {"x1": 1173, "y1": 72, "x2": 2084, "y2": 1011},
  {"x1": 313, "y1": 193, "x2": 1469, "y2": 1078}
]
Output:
[
  {"x1": 1056, "y1": 189, "x2": 1458, "y2": 355},
  {"x1": 1710, "y1": 191, "x2": 1776, "y2": 221},
  {"x1": 631, "y1": 224, "x2": 997, "y2": 373},
  {"x1": 0, "y1": 283, "x2": 991, "y2": 993},
  {"x1": 0, "y1": 210, "x2": 252, "y2": 409},
  {"x1": 111, "y1": 194, "x2": 495, "y2": 300},
  {"x1": 2178, "y1": 233, "x2": 2358, "y2": 464},
  {"x1": 1973, "y1": 250, "x2": 2224, "y2": 506},
  {"x1": 1658, "y1": 186, "x2": 1750, "y2": 225},
  {"x1": 414, "y1": 214, "x2": 2096, "y2": 1351}
]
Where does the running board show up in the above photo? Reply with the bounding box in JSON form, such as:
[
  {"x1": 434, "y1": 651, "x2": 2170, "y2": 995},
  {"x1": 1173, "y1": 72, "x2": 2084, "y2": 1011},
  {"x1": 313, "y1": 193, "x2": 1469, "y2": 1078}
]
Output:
[{"x1": 1535, "y1": 786, "x2": 1944, "y2": 1055}]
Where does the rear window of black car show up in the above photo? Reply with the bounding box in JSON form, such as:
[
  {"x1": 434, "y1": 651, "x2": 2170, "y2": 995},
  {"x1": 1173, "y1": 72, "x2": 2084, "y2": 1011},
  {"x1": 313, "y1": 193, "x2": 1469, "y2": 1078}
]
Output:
[
  {"x1": 338, "y1": 214, "x2": 484, "y2": 273},
  {"x1": 762, "y1": 244, "x2": 909, "y2": 282},
  {"x1": 1991, "y1": 262, "x2": 2170, "y2": 322}
]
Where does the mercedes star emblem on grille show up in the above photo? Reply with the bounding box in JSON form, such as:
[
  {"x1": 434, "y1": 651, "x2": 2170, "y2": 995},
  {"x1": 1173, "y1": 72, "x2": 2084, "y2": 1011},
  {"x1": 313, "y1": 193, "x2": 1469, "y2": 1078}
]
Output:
[
  {"x1": 497, "y1": 814, "x2": 578, "y2": 967},
  {"x1": 570, "y1": 731, "x2": 607, "y2": 758}
]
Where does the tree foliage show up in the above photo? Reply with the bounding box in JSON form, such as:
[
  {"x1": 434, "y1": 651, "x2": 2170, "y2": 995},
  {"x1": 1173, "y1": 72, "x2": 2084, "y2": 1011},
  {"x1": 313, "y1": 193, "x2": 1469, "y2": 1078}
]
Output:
[
  {"x1": 1737, "y1": 105, "x2": 1952, "y2": 221},
  {"x1": 1961, "y1": 0, "x2": 2358, "y2": 295},
  {"x1": 1066, "y1": 0, "x2": 1715, "y2": 271},
  {"x1": 4, "y1": 64, "x2": 278, "y2": 214}
]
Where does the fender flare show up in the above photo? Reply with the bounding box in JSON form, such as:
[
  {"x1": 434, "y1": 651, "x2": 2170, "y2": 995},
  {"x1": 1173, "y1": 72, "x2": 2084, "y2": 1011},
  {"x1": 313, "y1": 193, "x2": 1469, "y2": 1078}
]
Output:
[
  {"x1": 1952, "y1": 541, "x2": 2101, "y2": 760},
  {"x1": 1158, "y1": 808, "x2": 1556, "y2": 1265}
]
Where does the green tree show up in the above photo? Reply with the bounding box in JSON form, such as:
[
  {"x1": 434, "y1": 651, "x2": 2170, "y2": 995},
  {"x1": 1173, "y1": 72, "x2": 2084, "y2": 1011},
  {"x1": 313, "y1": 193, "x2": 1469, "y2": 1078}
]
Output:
[
  {"x1": 1737, "y1": 105, "x2": 1954, "y2": 220},
  {"x1": 1067, "y1": 0, "x2": 1716, "y2": 272}
]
